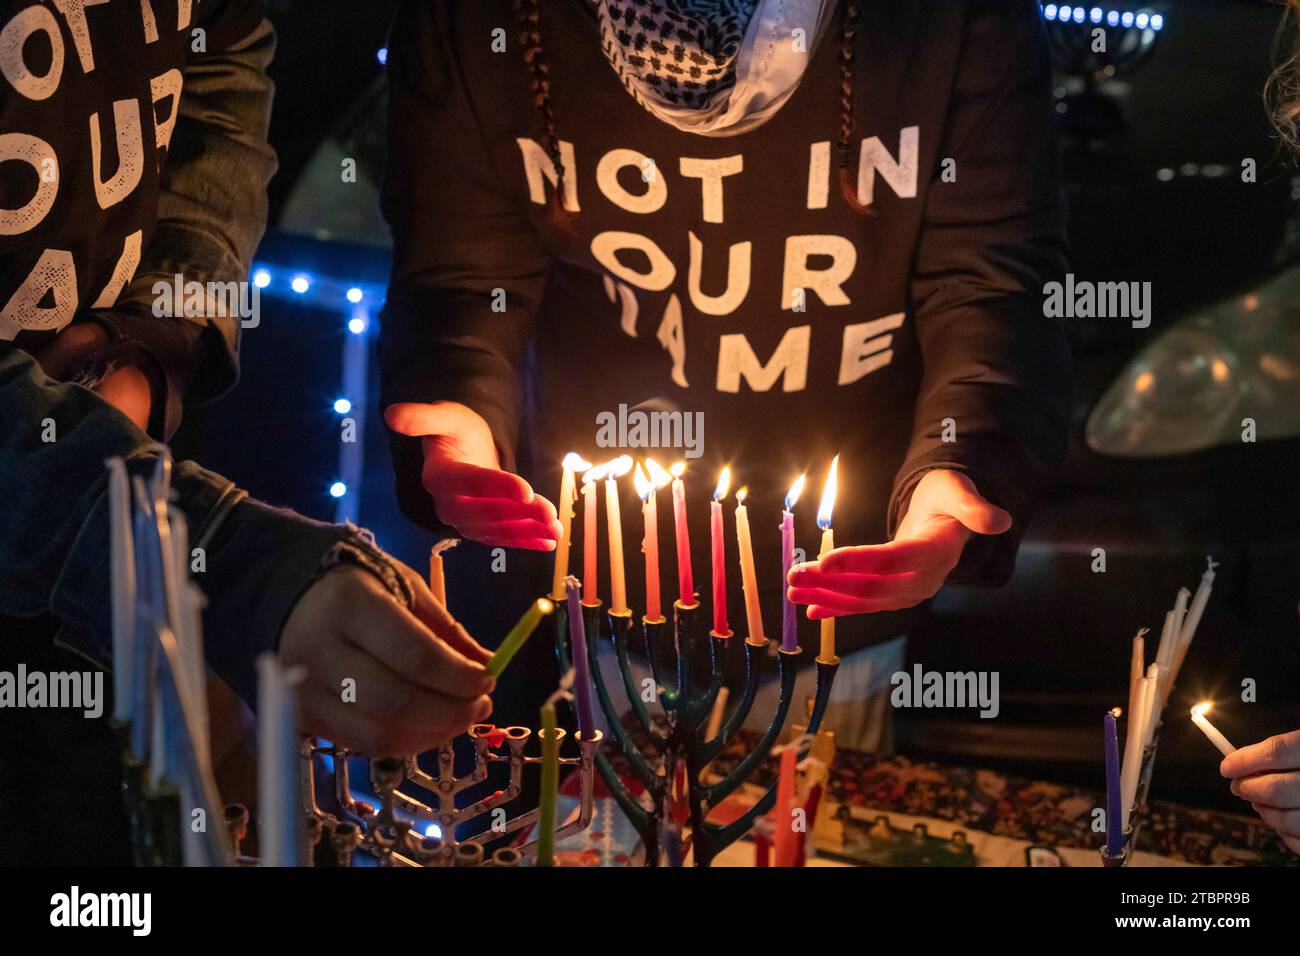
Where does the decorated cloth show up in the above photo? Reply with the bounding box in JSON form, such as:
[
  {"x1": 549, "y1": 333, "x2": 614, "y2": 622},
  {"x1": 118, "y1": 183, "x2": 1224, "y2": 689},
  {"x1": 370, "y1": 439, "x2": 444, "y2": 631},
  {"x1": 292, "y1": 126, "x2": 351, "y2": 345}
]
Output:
[{"x1": 592, "y1": 0, "x2": 836, "y2": 135}]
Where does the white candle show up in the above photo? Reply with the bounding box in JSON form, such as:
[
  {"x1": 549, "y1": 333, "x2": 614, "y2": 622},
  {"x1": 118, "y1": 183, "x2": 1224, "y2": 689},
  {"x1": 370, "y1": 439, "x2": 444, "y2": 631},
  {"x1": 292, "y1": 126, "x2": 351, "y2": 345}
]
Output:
[
  {"x1": 258, "y1": 654, "x2": 304, "y2": 866},
  {"x1": 1190, "y1": 702, "x2": 1236, "y2": 756},
  {"x1": 107, "y1": 458, "x2": 136, "y2": 724},
  {"x1": 551, "y1": 453, "x2": 591, "y2": 600},
  {"x1": 1119, "y1": 674, "x2": 1149, "y2": 830}
]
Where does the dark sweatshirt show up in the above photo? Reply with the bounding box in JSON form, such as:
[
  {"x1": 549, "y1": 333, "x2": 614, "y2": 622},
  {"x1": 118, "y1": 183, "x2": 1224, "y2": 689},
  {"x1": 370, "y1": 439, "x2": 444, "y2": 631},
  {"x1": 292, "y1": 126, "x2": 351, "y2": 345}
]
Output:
[{"x1": 380, "y1": 0, "x2": 1071, "y2": 651}]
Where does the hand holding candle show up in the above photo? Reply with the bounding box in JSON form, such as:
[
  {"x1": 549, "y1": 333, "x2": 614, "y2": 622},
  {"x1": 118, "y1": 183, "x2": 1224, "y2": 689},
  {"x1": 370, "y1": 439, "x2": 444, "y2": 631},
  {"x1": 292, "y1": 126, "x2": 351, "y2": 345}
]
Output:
[
  {"x1": 789, "y1": 469, "x2": 1010, "y2": 618},
  {"x1": 710, "y1": 467, "x2": 732, "y2": 636},
  {"x1": 1219, "y1": 728, "x2": 1300, "y2": 855}
]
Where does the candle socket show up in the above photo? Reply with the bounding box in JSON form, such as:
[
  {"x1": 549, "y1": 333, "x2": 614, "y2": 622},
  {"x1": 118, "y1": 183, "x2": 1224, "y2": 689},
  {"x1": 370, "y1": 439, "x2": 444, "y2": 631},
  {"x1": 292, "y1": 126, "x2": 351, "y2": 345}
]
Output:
[
  {"x1": 224, "y1": 803, "x2": 250, "y2": 858},
  {"x1": 1100, "y1": 845, "x2": 1127, "y2": 867}
]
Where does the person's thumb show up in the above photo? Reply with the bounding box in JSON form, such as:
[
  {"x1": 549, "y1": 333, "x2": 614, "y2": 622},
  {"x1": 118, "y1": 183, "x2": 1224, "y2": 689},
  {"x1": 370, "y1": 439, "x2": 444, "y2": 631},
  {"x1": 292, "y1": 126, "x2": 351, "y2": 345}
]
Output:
[
  {"x1": 384, "y1": 401, "x2": 471, "y2": 439},
  {"x1": 947, "y1": 476, "x2": 1013, "y2": 536}
]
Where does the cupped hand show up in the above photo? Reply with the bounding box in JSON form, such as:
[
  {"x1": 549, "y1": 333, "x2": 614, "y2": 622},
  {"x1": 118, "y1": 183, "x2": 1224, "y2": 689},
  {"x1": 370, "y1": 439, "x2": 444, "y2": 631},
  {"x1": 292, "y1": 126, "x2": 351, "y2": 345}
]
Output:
[
  {"x1": 1221, "y1": 729, "x2": 1300, "y2": 855},
  {"x1": 786, "y1": 469, "x2": 1011, "y2": 619},
  {"x1": 280, "y1": 564, "x2": 495, "y2": 756},
  {"x1": 384, "y1": 400, "x2": 561, "y2": 551},
  {"x1": 34, "y1": 322, "x2": 152, "y2": 430}
]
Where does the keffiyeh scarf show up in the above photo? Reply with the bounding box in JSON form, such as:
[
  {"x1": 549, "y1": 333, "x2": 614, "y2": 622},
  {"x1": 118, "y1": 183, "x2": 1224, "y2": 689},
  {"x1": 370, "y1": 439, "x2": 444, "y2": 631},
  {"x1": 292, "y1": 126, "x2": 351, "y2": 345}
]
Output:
[{"x1": 594, "y1": 0, "x2": 836, "y2": 136}]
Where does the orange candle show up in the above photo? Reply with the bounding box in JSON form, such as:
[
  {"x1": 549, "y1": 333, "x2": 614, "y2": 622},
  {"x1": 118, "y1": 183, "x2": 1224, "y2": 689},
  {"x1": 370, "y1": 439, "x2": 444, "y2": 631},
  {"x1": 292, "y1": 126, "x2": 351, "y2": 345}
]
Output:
[{"x1": 551, "y1": 453, "x2": 591, "y2": 600}]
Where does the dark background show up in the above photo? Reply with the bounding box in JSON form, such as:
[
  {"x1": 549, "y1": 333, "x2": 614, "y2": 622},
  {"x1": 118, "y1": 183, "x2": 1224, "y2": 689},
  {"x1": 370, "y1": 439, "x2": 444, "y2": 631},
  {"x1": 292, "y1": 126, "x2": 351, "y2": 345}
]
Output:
[{"x1": 176, "y1": 0, "x2": 1300, "y2": 813}]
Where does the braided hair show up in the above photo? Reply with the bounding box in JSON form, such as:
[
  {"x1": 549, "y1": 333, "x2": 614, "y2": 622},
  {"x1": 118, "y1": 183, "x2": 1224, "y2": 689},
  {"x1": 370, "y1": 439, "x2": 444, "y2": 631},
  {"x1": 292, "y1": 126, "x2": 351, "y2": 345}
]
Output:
[
  {"x1": 836, "y1": 2, "x2": 870, "y2": 213},
  {"x1": 515, "y1": 1, "x2": 871, "y2": 222},
  {"x1": 513, "y1": 0, "x2": 574, "y2": 226}
]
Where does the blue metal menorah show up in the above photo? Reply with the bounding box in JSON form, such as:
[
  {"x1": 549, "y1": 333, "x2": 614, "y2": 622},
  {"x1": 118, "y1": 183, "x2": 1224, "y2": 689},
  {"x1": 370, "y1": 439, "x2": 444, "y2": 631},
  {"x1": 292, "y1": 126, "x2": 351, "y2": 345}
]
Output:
[{"x1": 555, "y1": 597, "x2": 838, "y2": 866}]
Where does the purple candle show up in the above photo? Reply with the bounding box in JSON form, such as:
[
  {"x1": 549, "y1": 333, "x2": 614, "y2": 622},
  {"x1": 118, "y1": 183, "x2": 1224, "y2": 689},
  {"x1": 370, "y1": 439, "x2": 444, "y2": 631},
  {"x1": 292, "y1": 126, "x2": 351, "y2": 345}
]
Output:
[
  {"x1": 779, "y1": 474, "x2": 805, "y2": 654},
  {"x1": 565, "y1": 576, "x2": 597, "y2": 739},
  {"x1": 1104, "y1": 708, "x2": 1123, "y2": 856}
]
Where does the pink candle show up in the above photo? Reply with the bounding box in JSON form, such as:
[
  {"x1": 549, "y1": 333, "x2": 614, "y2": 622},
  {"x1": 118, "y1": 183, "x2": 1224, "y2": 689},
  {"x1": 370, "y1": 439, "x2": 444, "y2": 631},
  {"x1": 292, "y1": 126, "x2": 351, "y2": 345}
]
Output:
[
  {"x1": 780, "y1": 475, "x2": 806, "y2": 654},
  {"x1": 582, "y1": 476, "x2": 598, "y2": 604},
  {"x1": 710, "y1": 467, "x2": 731, "y2": 635},
  {"x1": 670, "y1": 462, "x2": 695, "y2": 605}
]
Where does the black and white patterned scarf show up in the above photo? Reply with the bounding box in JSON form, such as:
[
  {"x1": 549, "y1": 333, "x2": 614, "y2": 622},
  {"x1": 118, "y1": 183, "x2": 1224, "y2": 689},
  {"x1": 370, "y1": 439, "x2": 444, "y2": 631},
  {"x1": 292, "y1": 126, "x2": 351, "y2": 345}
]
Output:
[{"x1": 593, "y1": 0, "x2": 835, "y2": 135}]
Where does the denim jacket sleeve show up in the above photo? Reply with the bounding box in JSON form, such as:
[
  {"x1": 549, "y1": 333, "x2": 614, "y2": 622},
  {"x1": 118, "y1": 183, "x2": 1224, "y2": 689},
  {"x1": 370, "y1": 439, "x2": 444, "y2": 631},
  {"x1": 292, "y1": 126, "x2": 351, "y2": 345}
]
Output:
[
  {"x1": 0, "y1": 347, "x2": 404, "y2": 703},
  {"x1": 111, "y1": 17, "x2": 279, "y2": 408}
]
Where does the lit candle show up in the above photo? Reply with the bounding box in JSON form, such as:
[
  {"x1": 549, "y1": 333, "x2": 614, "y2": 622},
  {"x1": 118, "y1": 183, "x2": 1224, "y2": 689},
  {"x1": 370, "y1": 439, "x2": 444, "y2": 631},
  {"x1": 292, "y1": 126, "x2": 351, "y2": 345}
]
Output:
[
  {"x1": 604, "y1": 455, "x2": 633, "y2": 616},
  {"x1": 551, "y1": 453, "x2": 592, "y2": 600},
  {"x1": 580, "y1": 464, "x2": 602, "y2": 604},
  {"x1": 1190, "y1": 701, "x2": 1236, "y2": 756},
  {"x1": 428, "y1": 538, "x2": 458, "y2": 607},
  {"x1": 487, "y1": 598, "x2": 555, "y2": 677},
  {"x1": 565, "y1": 576, "x2": 597, "y2": 740},
  {"x1": 734, "y1": 487, "x2": 765, "y2": 646},
  {"x1": 772, "y1": 745, "x2": 798, "y2": 866},
  {"x1": 815, "y1": 455, "x2": 839, "y2": 662},
  {"x1": 780, "y1": 474, "x2": 806, "y2": 654},
  {"x1": 1103, "y1": 708, "x2": 1123, "y2": 856},
  {"x1": 536, "y1": 694, "x2": 560, "y2": 867},
  {"x1": 710, "y1": 467, "x2": 731, "y2": 636},
  {"x1": 670, "y1": 462, "x2": 695, "y2": 605},
  {"x1": 107, "y1": 458, "x2": 136, "y2": 724},
  {"x1": 635, "y1": 459, "x2": 671, "y2": 621}
]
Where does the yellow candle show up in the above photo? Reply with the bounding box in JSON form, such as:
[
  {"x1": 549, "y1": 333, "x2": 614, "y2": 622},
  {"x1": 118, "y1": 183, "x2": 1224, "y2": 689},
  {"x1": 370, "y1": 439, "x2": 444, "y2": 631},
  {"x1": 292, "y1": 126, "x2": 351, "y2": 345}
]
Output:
[
  {"x1": 551, "y1": 453, "x2": 590, "y2": 600},
  {"x1": 818, "y1": 526, "x2": 834, "y2": 661},
  {"x1": 816, "y1": 455, "x2": 839, "y2": 662},
  {"x1": 428, "y1": 538, "x2": 459, "y2": 606},
  {"x1": 734, "y1": 488, "x2": 765, "y2": 645},
  {"x1": 604, "y1": 456, "x2": 633, "y2": 615}
]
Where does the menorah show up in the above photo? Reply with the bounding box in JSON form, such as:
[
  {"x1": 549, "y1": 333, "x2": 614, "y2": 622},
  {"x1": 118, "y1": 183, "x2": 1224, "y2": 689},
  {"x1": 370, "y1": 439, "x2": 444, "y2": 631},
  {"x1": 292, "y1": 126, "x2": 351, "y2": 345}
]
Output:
[
  {"x1": 297, "y1": 725, "x2": 602, "y2": 867},
  {"x1": 555, "y1": 596, "x2": 839, "y2": 866}
]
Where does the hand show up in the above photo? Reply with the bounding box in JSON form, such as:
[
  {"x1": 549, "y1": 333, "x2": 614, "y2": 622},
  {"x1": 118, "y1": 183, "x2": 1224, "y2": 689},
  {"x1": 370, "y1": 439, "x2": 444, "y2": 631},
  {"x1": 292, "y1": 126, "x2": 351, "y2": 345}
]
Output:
[
  {"x1": 1220, "y1": 729, "x2": 1300, "y2": 855},
  {"x1": 280, "y1": 563, "x2": 495, "y2": 755},
  {"x1": 385, "y1": 400, "x2": 562, "y2": 550},
  {"x1": 34, "y1": 322, "x2": 152, "y2": 430},
  {"x1": 787, "y1": 469, "x2": 1011, "y2": 619}
]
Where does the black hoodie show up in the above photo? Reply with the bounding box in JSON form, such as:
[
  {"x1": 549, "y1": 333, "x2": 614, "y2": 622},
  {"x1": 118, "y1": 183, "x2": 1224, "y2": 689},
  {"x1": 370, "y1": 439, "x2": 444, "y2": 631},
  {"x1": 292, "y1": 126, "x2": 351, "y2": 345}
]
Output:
[{"x1": 379, "y1": 0, "x2": 1071, "y2": 652}]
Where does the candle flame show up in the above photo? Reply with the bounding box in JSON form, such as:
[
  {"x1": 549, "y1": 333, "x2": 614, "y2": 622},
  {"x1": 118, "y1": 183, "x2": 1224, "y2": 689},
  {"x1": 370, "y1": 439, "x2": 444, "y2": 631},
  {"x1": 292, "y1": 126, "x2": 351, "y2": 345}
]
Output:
[
  {"x1": 562, "y1": 452, "x2": 593, "y2": 473},
  {"x1": 816, "y1": 454, "x2": 839, "y2": 531},
  {"x1": 606, "y1": 454, "x2": 633, "y2": 479},
  {"x1": 670, "y1": 461, "x2": 686, "y2": 479},
  {"x1": 1191, "y1": 701, "x2": 1213, "y2": 718},
  {"x1": 537, "y1": 598, "x2": 555, "y2": 615},
  {"x1": 713, "y1": 466, "x2": 731, "y2": 502},
  {"x1": 645, "y1": 457, "x2": 672, "y2": 489},
  {"x1": 633, "y1": 463, "x2": 652, "y2": 501},
  {"x1": 1110, "y1": 707, "x2": 1122, "y2": 718},
  {"x1": 784, "y1": 474, "x2": 806, "y2": 512},
  {"x1": 735, "y1": 486, "x2": 749, "y2": 505}
]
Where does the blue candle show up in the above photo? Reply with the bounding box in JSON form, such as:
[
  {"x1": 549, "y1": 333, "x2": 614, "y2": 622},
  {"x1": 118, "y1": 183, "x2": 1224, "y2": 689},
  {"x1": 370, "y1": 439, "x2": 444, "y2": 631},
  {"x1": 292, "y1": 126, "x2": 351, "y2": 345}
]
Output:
[
  {"x1": 1104, "y1": 708, "x2": 1123, "y2": 856},
  {"x1": 565, "y1": 577, "x2": 597, "y2": 739}
]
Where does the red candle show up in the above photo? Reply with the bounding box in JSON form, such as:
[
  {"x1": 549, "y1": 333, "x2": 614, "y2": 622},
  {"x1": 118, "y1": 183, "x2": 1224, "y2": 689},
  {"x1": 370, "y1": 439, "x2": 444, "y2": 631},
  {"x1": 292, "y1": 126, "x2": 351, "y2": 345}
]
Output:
[
  {"x1": 710, "y1": 467, "x2": 731, "y2": 635},
  {"x1": 772, "y1": 746, "x2": 798, "y2": 867},
  {"x1": 670, "y1": 462, "x2": 695, "y2": 605}
]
